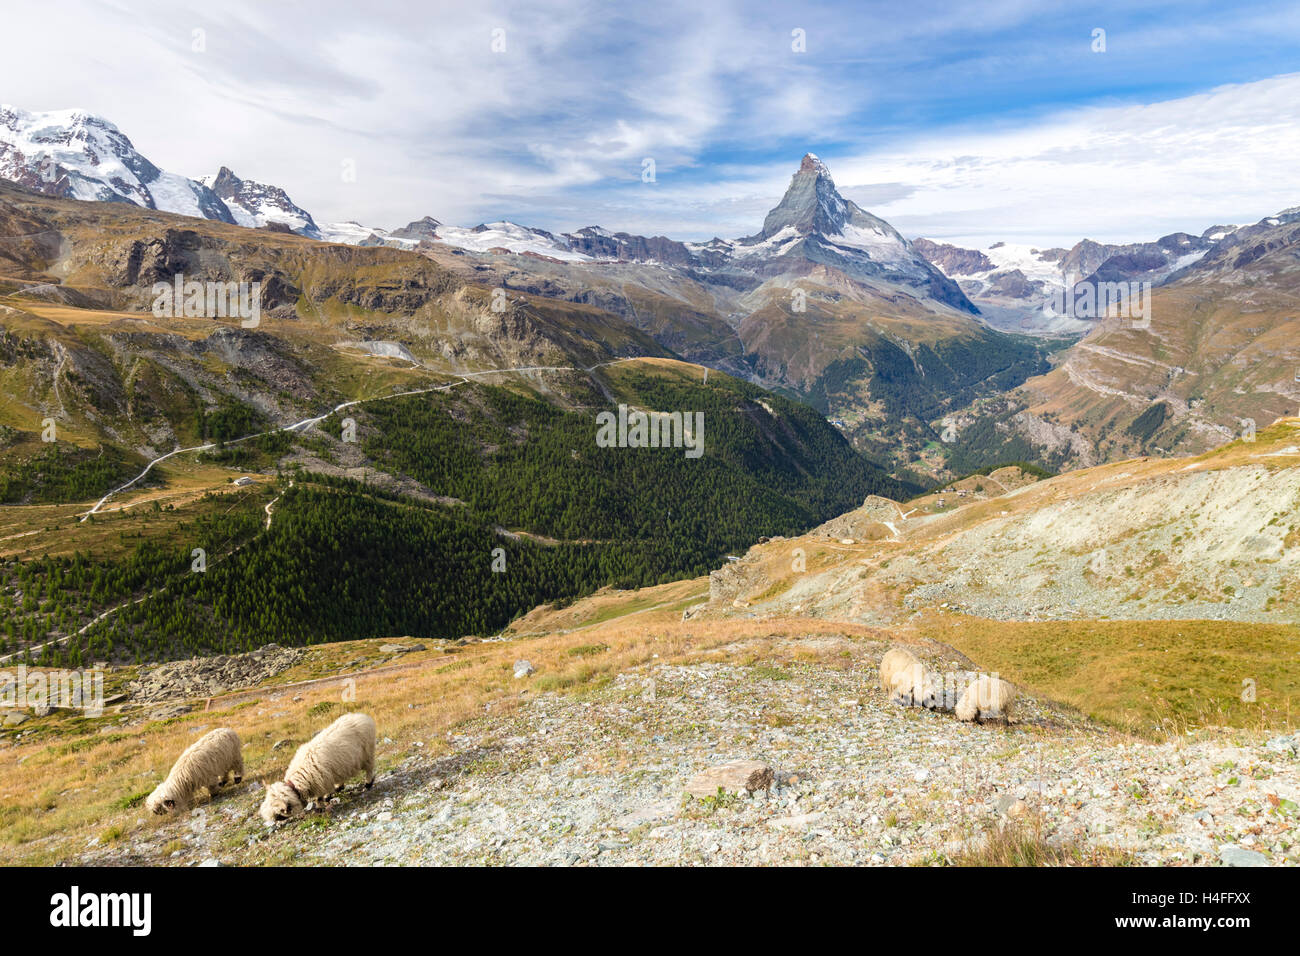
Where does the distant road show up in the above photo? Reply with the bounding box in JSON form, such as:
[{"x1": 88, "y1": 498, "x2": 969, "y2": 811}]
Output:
[{"x1": 80, "y1": 356, "x2": 638, "y2": 521}]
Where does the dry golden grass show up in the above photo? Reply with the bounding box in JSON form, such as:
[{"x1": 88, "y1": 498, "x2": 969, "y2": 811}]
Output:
[
  {"x1": 501, "y1": 578, "x2": 707, "y2": 637},
  {"x1": 0, "y1": 478, "x2": 272, "y2": 563},
  {"x1": 0, "y1": 610, "x2": 886, "y2": 864},
  {"x1": 915, "y1": 612, "x2": 1300, "y2": 739},
  {"x1": 946, "y1": 816, "x2": 1134, "y2": 867}
]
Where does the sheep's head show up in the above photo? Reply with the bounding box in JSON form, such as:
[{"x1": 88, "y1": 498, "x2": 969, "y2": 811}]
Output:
[
  {"x1": 144, "y1": 789, "x2": 180, "y2": 816},
  {"x1": 919, "y1": 674, "x2": 942, "y2": 710},
  {"x1": 259, "y1": 782, "x2": 305, "y2": 824}
]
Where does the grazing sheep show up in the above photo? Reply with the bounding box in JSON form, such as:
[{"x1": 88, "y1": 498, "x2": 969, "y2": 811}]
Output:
[
  {"x1": 145, "y1": 728, "x2": 243, "y2": 815},
  {"x1": 955, "y1": 676, "x2": 1017, "y2": 723},
  {"x1": 879, "y1": 647, "x2": 920, "y2": 694},
  {"x1": 260, "y1": 712, "x2": 376, "y2": 823},
  {"x1": 880, "y1": 647, "x2": 939, "y2": 708}
]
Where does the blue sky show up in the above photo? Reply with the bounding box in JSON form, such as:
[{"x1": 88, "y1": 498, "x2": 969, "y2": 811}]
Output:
[{"x1": 5, "y1": 0, "x2": 1300, "y2": 245}]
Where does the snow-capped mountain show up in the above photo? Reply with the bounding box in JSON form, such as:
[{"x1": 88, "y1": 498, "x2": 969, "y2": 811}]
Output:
[
  {"x1": 713, "y1": 154, "x2": 977, "y2": 312},
  {"x1": 325, "y1": 214, "x2": 592, "y2": 261},
  {"x1": 316, "y1": 221, "x2": 392, "y2": 245},
  {"x1": 0, "y1": 112, "x2": 974, "y2": 315},
  {"x1": 432, "y1": 221, "x2": 592, "y2": 261},
  {"x1": 201, "y1": 166, "x2": 320, "y2": 238},
  {"x1": 0, "y1": 105, "x2": 234, "y2": 223},
  {"x1": 9, "y1": 104, "x2": 1272, "y2": 335},
  {"x1": 913, "y1": 226, "x2": 1242, "y2": 331},
  {"x1": 389, "y1": 216, "x2": 442, "y2": 242},
  {"x1": 563, "y1": 227, "x2": 700, "y2": 266}
]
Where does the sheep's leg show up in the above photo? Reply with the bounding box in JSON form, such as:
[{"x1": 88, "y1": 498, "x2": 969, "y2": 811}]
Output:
[{"x1": 233, "y1": 754, "x2": 244, "y2": 784}]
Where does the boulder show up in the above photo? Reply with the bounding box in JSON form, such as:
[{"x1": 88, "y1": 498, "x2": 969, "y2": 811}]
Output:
[
  {"x1": 994, "y1": 794, "x2": 1028, "y2": 818},
  {"x1": 1220, "y1": 846, "x2": 1268, "y2": 867},
  {"x1": 685, "y1": 759, "x2": 774, "y2": 798}
]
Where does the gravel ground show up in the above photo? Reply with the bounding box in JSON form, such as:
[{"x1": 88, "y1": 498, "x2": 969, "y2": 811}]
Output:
[{"x1": 97, "y1": 641, "x2": 1299, "y2": 867}]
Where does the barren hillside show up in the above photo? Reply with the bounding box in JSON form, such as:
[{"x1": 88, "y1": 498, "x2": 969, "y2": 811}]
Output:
[{"x1": 698, "y1": 418, "x2": 1300, "y2": 626}]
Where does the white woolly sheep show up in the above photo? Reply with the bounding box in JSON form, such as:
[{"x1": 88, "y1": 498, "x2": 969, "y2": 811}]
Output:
[
  {"x1": 880, "y1": 647, "x2": 938, "y2": 708},
  {"x1": 955, "y1": 676, "x2": 1017, "y2": 723},
  {"x1": 145, "y1": 728, "x2": 243, "y2": 815},
  {"x1": 260, "y1": 712, "x2": 376, "y2": 823},
  {"x1": 879, "y1": 647, "x2": 919, "y2": 693}
]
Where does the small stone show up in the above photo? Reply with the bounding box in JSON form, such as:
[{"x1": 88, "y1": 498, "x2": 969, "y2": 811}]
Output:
[
  {"x1": 513, "y1": 660, "x2": 536, "y2": 679},
  {"x1": 376, "y1": 811, "x2": 393, "y2": 823},
  {"x1": 685, "y1": 759, "x2": 774, "y2": 798},
  {"x1": 272, "y1": 739, "x2": 292, "y2": 751},
  {"x1": 994, "y1": 795, "x2": 1028, "y2": 818},
  {"x1": 767, "y1": 812, "x2": 824, "y2": 829},
  {"x1": 615, "y1": 800, "x2": 677, "y2": 831},
  {"x1": 1264, "y1": 735, "x2": 1297, "y2": 755},
  {"x1": 1220, "y1": 846, "x2": 1267, "y2": 867},
  {"x1": 197, "y1": 858, "x2": 225, "y2": 867}
]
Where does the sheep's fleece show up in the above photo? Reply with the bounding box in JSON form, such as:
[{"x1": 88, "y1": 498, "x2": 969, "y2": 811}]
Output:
[
  {"x1": 260, "y1": 712, "x2": 376, "y2": 823},
  {"x1": 956, "y1": 676, "x2": 1017, "y2": 722},
  {"x1": 879, "y1": 647, "x2": 936, "y2": 708},
  {"x1": 145, "y1": 728, "x2": 243, "y2": 815}
]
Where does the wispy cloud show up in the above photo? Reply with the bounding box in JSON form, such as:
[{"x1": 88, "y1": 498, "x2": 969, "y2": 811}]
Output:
[{"x1": 2, "y1": 0, "x2": 1298, "y2": 244}]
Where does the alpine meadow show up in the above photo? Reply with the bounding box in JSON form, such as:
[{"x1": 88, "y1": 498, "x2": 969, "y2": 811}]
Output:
[{"x1": 0, "y1": 1, "x2": 1297, "y2": 928}]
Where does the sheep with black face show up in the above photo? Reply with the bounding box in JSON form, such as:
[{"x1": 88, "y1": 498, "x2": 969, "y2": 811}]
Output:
[
  {"x1": 260, "y1": 712, "x2": 376, "y2": 823},
  {"x1": 145, "y1": 728, "x2": 243, "y2": 816}
]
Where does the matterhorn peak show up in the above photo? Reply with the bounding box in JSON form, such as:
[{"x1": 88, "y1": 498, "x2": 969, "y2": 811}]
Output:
[
  {"x1": 799, "y1": 153, "x2": 832, "y2": 179},
  {"x1": 736, "y1": 152, "x2": 978, "y2": 314},
  {"x1": 754, "y1": 153, "x2": 851, "y2": 240}
]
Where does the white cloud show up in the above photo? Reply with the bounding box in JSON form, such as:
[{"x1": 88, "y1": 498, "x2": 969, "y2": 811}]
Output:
[
  {"x1": 0, "y1": 0, "x2": 1297, "y2": 247},
  {"x1": 834, "y1": 73, "x2": 1300, "y2": 246}
]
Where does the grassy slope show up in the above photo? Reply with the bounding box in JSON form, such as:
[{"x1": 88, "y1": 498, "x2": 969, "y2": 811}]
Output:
[
  {"x1": 0, "y1": 610, "x2": 877, "y2": 863},
  {"x1": 915, "y1": 615, "x2": 1299, "y2": 737}
]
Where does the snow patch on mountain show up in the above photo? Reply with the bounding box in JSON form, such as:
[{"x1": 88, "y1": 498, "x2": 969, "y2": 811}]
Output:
[
  {"x1": 981, "y1": 243, "x2": 1068, "y2": 287},
  {"x1": 201, "y1": 167, "x2": 321, "y2": 238},
  {"x1": 319, "y1": 221, "x2": 389, "y2": 245},
  {"x1": 0, "y1": 104, "x2": 234, "y2": 223},
  {"x1": 432, "y1": 222, "x2": 591, "y2": 261},
  {"x1": 830, "y1": 221, "x2": 917, "y2": 269}
]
